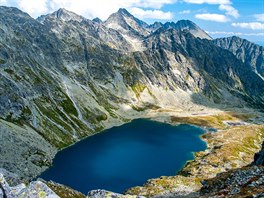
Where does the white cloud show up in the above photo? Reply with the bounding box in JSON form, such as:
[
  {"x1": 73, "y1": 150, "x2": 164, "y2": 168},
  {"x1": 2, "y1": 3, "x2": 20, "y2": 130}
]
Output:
[
  {"x1": 207, "y1": 31, "x2": 242, "y2": 35},
  {"x1": 184, "y1": 0, "x2": 239, "y2": 20},
  {"x1": 2, "y1": 0, "x2": 177, "y2": 19},
  {"x1": 219, "y1": 4, "x2": 239, "y2": 18},
  {"x1": 207, "y1": 31, "x2": 264, "y2": 36},
  {"x1": 18, "y1": 0, "x2": 48, "y2": 17},
  {"x1": 179, "y1": 10, "x2": 191, "y2": 14},
  {"x1": 130, "y1": 7, "x2": 173, "y2": 19},
  {"x1": 243, "y1": 33, "x2": 264, "y2": 36},
  {"x1": 254, "y1": 14, "x2": 264, "y2": 22},
  {"x1": 232, "y1": 22, "x2": 264, "y2": 30},
  {"x1": 0, "y1": 0, "x2": 239, "y2": 23},
  {"x1": 195, "y1": 13, "x2": 229, "y2": 22},
  {"x1": 0, "y1": 0, "x2": 7, "y2": 5},
  {"x1": 135, "y1": 0, "x2": 177, "y2": 9},
  {"x1": 183, "y1": 0, "x2": 231, "y2": 4}
]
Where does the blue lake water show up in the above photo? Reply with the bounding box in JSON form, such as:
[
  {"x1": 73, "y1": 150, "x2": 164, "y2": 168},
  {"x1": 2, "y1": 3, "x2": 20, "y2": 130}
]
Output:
[{"x1": 40, "y1": 119, "x2": 206, "y2": 194}]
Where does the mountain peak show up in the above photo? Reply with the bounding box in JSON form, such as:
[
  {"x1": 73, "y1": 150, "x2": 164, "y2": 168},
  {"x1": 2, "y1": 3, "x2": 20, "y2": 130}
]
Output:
[
  {"x1": 176, "y1": 20, "x2": 197, "y2": 29},
  {"x1": 162, "y1": 20, "x2": 212, "y2": 40},
  {"x1": 52, "y1": 8, "x2": 83, "y2": 21},
  {"x1": 0, "y1": 6, "x2": 31, "y2": 19},
  {"x1": 104, "y1": 8, "x2": 149, "y2": 37},
  {"x1": 37, "y1": 8, "x2": 84, "y2": 23},
  {"x1": 117, "y1": 8, "x2": 132, "y2": 16},
  {"x1": 92, "y1": 17, "x2": 103, "y2": 23}
]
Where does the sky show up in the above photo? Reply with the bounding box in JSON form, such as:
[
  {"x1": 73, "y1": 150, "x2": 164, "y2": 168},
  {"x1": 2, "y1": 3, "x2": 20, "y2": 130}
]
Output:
[{"x1": 0, "y1": 0, "x2": 263, "y2": 44}]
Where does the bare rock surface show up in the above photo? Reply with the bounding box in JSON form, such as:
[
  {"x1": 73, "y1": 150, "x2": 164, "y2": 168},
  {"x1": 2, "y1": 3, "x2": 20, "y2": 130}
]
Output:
[{"x1": 0, "y1": 170, "x2": 59, "y2": 198}]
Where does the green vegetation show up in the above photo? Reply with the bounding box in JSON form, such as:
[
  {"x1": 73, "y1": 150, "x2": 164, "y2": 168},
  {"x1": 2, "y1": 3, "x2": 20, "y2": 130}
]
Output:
[
  {"x1": 131, "y1": 103, "x2": 160, "y2": 112},
  {"x1": 0, "y1": 59, "x2": 6, "y2": 64},
  {"x1": 23, "y1": 67, "x2": 44, "y2": 85},
  {"x1": 4, "y1": 68, "x2": 22, "y2": 81},
  {"x1": 4, "y1": 68, "x2": 14, "y2": 74},
  {"x1": 104, "y1": 106, "x2": 118, "y2": 119},
  {"x1": 46, "y1": 182, "x2": 86, "y2": 198},
  {"x1": 5, "y1": 106, "x2": 32, "y2": 126},
  {"x1": 35, "y1": 98, "x2": 71, "y2": 131},
  {"x1": 83, "y1": 107, "x2": 108, "y2": 124},
  {"x1": 171, "y1": 112, "x2": 254, "y2": 129},
  {"x1": 131, "y1": 83, "x2": 146, "y2": 98},
  {"x1": 60, "y1": 96, "x2": 78, "y2": 117}
]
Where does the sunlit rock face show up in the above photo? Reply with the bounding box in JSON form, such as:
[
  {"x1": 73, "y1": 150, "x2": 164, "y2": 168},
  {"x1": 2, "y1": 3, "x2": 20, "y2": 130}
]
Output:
[
  {"x1": 0, "y1": 169, "x2": 59, "y2": 198},
  {"x1": 0, "y1": 5, "x2": 264, "y2": 181}
]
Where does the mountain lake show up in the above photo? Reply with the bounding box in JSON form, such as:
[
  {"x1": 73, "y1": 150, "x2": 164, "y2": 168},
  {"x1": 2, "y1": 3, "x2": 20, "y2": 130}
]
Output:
[{"x1": 40, "y1": 119, "x2": 207, "y2": 194}]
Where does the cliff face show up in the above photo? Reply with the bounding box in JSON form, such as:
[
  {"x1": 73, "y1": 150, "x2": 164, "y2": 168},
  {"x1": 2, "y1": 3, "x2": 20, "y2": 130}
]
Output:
[
  {"x1": 0, "y1": 6, "x2": 264, "y2": 181},
  {"x1": 213, "y1": 36, "x2": 264, "y2": 78}
]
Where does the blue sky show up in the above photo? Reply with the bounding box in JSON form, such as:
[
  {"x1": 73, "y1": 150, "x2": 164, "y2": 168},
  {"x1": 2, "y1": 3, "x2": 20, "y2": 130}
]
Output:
[
  {"x1": 0, "y1": 0, "x2": 263, "y2": 44},
  {"x1": 157, "y1": 0, "x2": 264, "y2": 44}
]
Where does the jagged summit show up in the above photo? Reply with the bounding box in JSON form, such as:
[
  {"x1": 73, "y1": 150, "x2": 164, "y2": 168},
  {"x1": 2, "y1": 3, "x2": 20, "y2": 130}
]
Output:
[
  {"x1": 162, "y1": 20, "x2": 212, "y2": 40},
  {"x1": 37, "y1": 8, "x2": 84, "y2": 23},
  {"x1": 104, "y1": 8, "x2": 149, "y2": 36},
  {"x1": 213, "y1": 36, "x2": 264, "y2": 77},
  {"x1": 148, "y1": 21, "x2": 163, "y2": 32},
  {"x1": 175, "y1": 20, "x2": 198, "y2": 29},
  {"x1": 117, "y1": 8, "x2": 133, "y2": 16},
  {"x1": 104, "y1": 8, "x2": 150, "y2": 51},
  {"x1": 215, "y1": 35, "x2": 262, "y2": 46},
  {"x1": 92, "y1": 17, "x2": 103, "y2": 24}
]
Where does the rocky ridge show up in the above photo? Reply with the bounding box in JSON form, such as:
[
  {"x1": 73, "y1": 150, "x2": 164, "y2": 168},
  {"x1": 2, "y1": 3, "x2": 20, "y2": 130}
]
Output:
[
  {"x1": 162, "y1": 20, "x2": 212, "y2": 40},
  {"x1": 213, "y1": 36, "x2": 264, "y2": 78}
]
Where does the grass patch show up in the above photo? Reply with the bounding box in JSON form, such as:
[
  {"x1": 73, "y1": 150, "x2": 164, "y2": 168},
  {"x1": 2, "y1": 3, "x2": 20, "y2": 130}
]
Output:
[
  {"x1": 45, "y1": 182, "x2": 86, "y2": 198},
  {"x1": 60, "y1": 96, "x2": 78, "y2": 117},
  {"x1": 4, "y1": 68, "x2": 22, "y2": 81},
  {"x1": 170, "y1": 112, "x2": 254, "y2": 129},
  {"x1": 0, "y1": 59, "x2": 6, "y2": 64},
  {"x1": 131, "y1": 83, "x2": 146, "y2": 98}
]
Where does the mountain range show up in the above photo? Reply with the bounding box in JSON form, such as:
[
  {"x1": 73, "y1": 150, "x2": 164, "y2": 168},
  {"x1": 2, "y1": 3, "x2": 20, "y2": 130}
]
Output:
[{"x1": 0, "y1": 6, "x2": 263, "y2": 197}]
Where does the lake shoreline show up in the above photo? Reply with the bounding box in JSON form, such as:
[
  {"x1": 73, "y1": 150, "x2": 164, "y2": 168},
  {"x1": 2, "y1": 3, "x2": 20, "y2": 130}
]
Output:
[
  {"x1": 126, "y1": 112, "x2": 264, "y2": 197},
  {"x1": 14, "y1": 108, "x2": 263, "y2": 197},
  {"x1": 39, "y1": 119, "x2": 207, "y2": 194}
]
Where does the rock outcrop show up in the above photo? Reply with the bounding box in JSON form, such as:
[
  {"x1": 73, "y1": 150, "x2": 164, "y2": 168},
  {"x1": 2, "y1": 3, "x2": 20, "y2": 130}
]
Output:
[
  {"x1": 198, "y1": 144, "x2": 264, "y2": 198},
  {"x1": 87, "y1": 190, "x2": 145, "y2": 198},
  {"x1": 199, "y1": 166, "x2": 264, "y2": 197},
  {"x1": 0, "y1": 169, "x2": 59, "y2": 198},
  {"x1": 253, "y1": 142, "x2": 264, "y2": 166}
]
